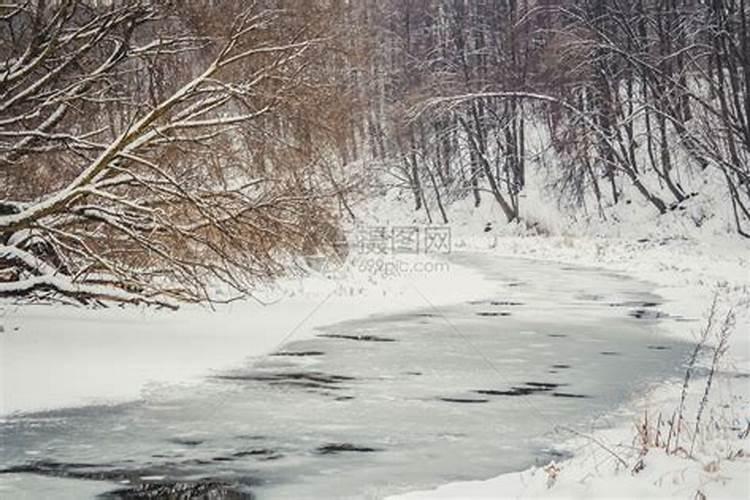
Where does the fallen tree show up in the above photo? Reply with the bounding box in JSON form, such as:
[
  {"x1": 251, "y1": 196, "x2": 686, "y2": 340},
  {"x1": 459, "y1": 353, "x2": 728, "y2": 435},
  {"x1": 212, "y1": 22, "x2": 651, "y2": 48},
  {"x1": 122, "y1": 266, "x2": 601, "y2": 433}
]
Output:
[{"x1": 0, "y1": 1, "x2": 350, "y2": 307}]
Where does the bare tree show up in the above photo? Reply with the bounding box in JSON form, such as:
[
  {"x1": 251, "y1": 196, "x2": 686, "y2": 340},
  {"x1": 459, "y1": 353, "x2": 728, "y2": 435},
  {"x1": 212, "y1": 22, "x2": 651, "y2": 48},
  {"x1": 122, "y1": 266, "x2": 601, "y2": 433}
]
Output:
[
  {"x1": 347, "y1": 0, "x2": 749, "y2": 234},
  {"x1": 0, "y1": 1, "x2": 350, "y2": 307}
]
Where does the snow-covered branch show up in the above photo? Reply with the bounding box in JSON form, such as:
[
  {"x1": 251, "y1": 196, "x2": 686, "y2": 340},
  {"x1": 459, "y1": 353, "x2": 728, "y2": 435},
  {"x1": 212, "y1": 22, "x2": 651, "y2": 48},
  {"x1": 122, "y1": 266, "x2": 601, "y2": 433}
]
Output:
[{"x1": 0, "y1": 1, "x2": 350, "y2": 307}]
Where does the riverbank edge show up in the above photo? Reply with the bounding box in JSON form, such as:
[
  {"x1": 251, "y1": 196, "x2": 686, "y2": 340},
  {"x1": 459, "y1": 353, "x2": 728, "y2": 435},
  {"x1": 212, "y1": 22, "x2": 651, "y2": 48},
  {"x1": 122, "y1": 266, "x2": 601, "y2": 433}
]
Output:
[{"x1": 0, "y1": 252, "x2": 497, "y2": 416}]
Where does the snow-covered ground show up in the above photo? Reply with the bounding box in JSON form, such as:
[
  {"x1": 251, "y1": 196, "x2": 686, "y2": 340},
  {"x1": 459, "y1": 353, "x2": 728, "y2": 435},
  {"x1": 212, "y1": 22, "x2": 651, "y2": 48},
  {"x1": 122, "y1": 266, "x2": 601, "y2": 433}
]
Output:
[{"x1": 0, "y1": 254, "x2": 495, "y2": 416}]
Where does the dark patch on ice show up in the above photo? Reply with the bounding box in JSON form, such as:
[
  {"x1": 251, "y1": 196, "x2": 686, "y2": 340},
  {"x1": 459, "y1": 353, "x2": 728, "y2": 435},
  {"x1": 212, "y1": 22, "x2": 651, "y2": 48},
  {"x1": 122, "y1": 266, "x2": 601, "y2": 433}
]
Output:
[
  {"x1": 476, "y1": 388, "x2": 535, "y2": 396},
  {"x1": 552, "y1": 392, "x2": 590, "y2": 398},
  {"x1": 647, "y1": 345, "x2": 670, "y2": 350},
  {"x1": 182, "y1": 459, "x2": 212, "y2": 466},
  {"x1": 231, "y1": 449, "x2": 277, "y2": 458},
  {"x1": 99, "y1": 480, "x2": 255, "y2": 499},
  {"x1": 212, "y1": 456, "x2": 235, "y2": 462},
  {"x1": 404, "y1": 371, "x2": 422, "y2": 376},
  {"x1": 547, "y1": 333, "x2": 567, "y2": 338},
  {"x1": 525, "y1": 382, "x2": 563, "y2": 389},
  {"x1": 315, "y1": 443, "x2": 380, "y2": 455},
  {"x1": 440, "y1": 397, "x2": 489, "y2": 403},
  {"x1": 470, "y1": 297, "x2": 522, "y2": 306},
  {"x1": 167, "y1": 438, "x2": 203, "y2": 447},
  {"x1": 640, "y1": 301, "x2": 661, "y2": 308},
  {"x1": 214, "y1": 371, "x2": 355, "y2": 392},
  {"x1": 1, "y1": 460, "x2": 101, "y2": 477},
  {"x1": 317, "y1": 333, "x2": 397, "y2": 342},
  {"x1": 1, "y1": 460, "x2": 213, "y2": 486},
  {"x1": 226, "y1": 449, "x2": 283, "y2": 461},
  {"x1": 475, "y1": 382, "x2": 564, "y2": 397},
  {"x1": 600, "y1": 351, "x2": 620, "y2": 356},
  {"x1": 476, "y1": 311, "x2": 511, "y2": 317},
  {"x1": 271, "y1": 351, "x2": 325, "y2": 357},
  {"x1": 2, "y1": 458, "x2": 264, "y2": 498},
  {"x1": 415, "y1": 313, "x2": 438, "y2": 318},
  {"x1": 629, "y1": 309, "x2": 667, "y2": 320},
  {"x1": 217, "y1": 371, "x2": 354, "y2": 384},
  {"x1": 335, "y1": 396, "x2": 355, "y2": 401},
  {"x1": 609, "y1": 301, "x2": 660, "y2": 308},
  {"x1": 274, "y1": 380, "x2": 344, "y2": 391},
  {"x1": 552, "y1": 364, "x2": 571, "y2": 369}
]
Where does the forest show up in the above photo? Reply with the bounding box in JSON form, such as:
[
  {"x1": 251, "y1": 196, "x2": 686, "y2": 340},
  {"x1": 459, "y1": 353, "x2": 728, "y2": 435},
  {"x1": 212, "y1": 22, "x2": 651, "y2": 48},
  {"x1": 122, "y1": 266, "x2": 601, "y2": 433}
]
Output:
[{"x1": 1, "y1": 0, "x2": 749, "y2": 306}]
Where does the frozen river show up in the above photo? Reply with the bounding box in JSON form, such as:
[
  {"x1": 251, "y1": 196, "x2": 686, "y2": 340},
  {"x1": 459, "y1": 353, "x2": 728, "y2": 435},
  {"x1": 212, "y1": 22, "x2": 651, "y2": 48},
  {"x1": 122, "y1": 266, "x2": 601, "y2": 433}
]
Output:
[{"x1": 0, "y1": 254, "x2": 693, "y2": 499}]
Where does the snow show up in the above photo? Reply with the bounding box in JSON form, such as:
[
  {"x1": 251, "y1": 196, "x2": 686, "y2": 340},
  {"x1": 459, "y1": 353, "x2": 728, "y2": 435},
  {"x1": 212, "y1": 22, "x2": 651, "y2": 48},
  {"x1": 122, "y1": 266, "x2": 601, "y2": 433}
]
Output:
[
  {"x1": 3, "y1": 174, "x2": 749, "y2": 498},
  {"x1": 349, "y1": 174, "x2": 750, "y2": 500},
  {"x1": 0, "y1": 253, "x2": 495, "y2": 416},
  {"x1": 393, "y1": 444, "x2": 750, "y2": 500},
  {"x1": 0, "y1": 245, "x2": 58, "y2": 277},
  {"x1": 386, "y1": 234, "x2": 750, "y2": 499}
]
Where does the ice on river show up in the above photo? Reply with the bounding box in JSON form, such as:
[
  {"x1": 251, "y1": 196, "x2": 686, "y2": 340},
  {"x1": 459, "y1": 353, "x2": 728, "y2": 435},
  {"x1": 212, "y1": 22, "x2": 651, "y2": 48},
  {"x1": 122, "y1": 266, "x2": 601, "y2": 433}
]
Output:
[{"x1": 0, "y1": 256, "x2": 692, "y2": 499}]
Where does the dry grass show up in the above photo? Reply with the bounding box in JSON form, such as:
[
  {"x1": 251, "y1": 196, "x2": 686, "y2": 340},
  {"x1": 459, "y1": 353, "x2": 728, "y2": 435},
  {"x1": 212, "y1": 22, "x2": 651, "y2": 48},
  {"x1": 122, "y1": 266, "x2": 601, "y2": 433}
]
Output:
[{"x1": 633, "y1": 289, "x2": 743, "y2": 472}]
